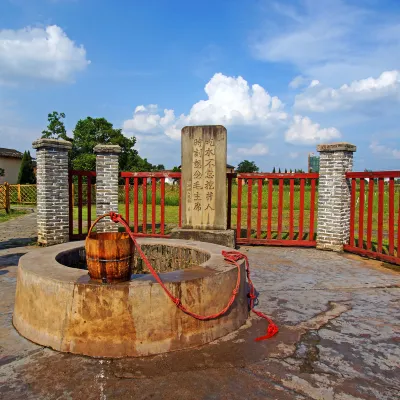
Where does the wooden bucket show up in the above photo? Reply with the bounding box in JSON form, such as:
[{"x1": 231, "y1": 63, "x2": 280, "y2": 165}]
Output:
[{"x1": 85, "y1": 215, "x2": 134, "y2": 283}]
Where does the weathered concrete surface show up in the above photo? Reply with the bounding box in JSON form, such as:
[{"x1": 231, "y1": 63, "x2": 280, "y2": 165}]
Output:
[
  {"x1": 13, "y1": 239, "x2": 248, "y2": 357},
  {"x1": 1, "y1": 243, "x2": 399, "y2": 399},
  {"x1": 171, "y1": 227, "x2": 236, "y2": 248},
  {"x1": 0, "y1": 210, "x2": 36, "y2": 249}
]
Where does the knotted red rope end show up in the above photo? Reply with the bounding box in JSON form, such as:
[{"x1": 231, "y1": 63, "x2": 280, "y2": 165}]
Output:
[
  {"x1": 110, "y1": 211, "x2": 120, "y2": 223},
  {"x1": 254, "y1": 321, "x2": 279, "y2": 341}
]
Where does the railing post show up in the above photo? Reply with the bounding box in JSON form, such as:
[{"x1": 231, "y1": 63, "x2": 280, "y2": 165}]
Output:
[
  {"x1": 32, "y1": 138, "x2": 72, "y2": 245},
  {"x1": 316, "y1": 142, "x2": 357, "y2": 252},
  {"x1": 5, "y1": 182, "x2": 10, "y2": 213},
  {"x1": 94, "y1": 144, "x2": 121, "y2": 233}
]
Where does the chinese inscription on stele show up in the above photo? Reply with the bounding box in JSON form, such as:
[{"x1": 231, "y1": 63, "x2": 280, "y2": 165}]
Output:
[{"x1": 182, "y1": 125, "x2": 227, "y2": 230}]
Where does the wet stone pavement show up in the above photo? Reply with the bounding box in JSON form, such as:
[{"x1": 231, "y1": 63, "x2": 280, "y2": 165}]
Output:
[{"x1": 0, "y1": 214, "x2": 399, "y2": 399}]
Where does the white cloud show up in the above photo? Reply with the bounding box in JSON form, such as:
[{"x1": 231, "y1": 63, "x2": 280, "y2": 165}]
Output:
[
  {"x1": 295, "y1": 70, "x2": 400, "y2": 112},
  {"x1": 122, "y1": 72, "x2": 346, "y2": 167},
  {"x1": 123, "y1": 73, "x2": 288, "y2": 140},
  {"x1": 0, "y1": 25, "x2": 90, "y2": 84},
  {"x1": 369, "y1": 142, "x2": 400, "y2": 159},
  {"x1": 252, "y1": 1, "x2": 400, "y2": 86},
  {"x1": 237, "y1": 143, "x2": 269, "y2": 156},
  {"x1": 289, "y1": 75, "x2": 307, "y2": 89},
  {"x1": 123, "y1": 104, "x2": 176, "y2": 134},
  {"x1": 285, "y1": 115, "x2": 341, "y2": 145}
]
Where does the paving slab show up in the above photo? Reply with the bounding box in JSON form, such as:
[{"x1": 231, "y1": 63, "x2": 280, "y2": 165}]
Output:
[
  {"x1": 0, "y1": 210, "x2": 37, "y2": 250},
  {"x1": 0, "y1": 235, "x2": 399, "y2": 399}
]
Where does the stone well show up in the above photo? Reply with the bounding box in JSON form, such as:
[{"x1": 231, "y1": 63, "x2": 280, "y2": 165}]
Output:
[{"x1": 13, "y1": 238, "x2": 248, "y2": 358}]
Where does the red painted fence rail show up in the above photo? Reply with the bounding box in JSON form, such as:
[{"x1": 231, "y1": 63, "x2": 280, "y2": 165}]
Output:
[
  {"x1": 69, "y1": 170, "x2": 96, "y2": 240},
  {"x1": 229, "y1": 173, "x2": 319, "y2": 247},
  {"x1": 345, "y1": 171, "x2": 400, "y2": 265},
  {"x1": 120, "y1": 171, "x2": 182, "y2": 238}
]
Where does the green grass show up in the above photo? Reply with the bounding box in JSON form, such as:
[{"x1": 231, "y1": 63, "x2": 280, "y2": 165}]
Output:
[
  {"x1": 73, "y1": 204, "x2": 179, "y2": 234},
  {"x1": 0, "y1": 208, "x2": 30, "y2": 223}
]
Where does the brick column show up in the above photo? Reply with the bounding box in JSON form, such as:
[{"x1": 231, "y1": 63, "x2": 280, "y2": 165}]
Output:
[
  {"x1": 316, "y1": 142, "x2": 357, "y2": 252},
  {"x1": 94, "y1": 144, "x2": 121, "y2": 232},
  {"x1": 32, "y1": 138, "x2": 72, "y2": 245}
]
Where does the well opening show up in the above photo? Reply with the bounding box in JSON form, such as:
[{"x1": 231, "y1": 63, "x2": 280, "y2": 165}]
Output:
[{"x1": 56, "y1": 243, "x2": 211, "y2": 274}]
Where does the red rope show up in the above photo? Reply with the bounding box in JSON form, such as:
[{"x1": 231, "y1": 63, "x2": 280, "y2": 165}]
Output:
[
  {"x1": 221, "y1": 250, "x2": 279, "y2": 341},
  {"x1": 104, "y1": 212, "x2": 278, "y2": 340}
]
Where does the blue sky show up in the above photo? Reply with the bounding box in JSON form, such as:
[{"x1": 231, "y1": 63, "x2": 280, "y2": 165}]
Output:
[{"x1": 0, "y1": 0, "x2": 399, "y2": 171}]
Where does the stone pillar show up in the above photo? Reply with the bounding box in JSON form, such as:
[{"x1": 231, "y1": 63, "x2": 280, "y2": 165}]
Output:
[
  {"x1": 171, "y1": 125, "x2": 235, "y2": 247},
  {"x1": 32, "y1": 138, "x2": 72, "y2": 245},
  {"x1": 94, "y1": 144, "x2": 121, "y2": 232},
  {"x1": 316, "y1": 142, "x2": 357, "y2": 252}
]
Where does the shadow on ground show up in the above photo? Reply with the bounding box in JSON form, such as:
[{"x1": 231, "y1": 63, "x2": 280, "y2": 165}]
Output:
[
  {"x1": 0, "y1": 253, "x2": 27, "y2": 267},
  {"x1": 0, "y1": 238, "x2": 37, "y2": 251}
]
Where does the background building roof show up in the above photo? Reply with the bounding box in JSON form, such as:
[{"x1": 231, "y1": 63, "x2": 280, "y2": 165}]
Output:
[{"x1": 0, "y1": 148, "x2": 23, "y2": 159}]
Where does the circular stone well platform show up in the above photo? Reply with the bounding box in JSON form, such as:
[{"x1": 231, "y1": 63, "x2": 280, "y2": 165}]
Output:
[{"x1": 13, "y1": 238, "x2": 248, "y2": 358}]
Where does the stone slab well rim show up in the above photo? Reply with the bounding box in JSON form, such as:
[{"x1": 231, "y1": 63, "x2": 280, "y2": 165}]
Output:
[
  {"x1": 17, "y1": 238, "x2": 236, "y2": 284},
  {"x1": 13, "y1": 238, "x2": 248, "y2": 358}
]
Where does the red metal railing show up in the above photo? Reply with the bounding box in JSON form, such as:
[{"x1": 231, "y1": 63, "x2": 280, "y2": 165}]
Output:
[
  {"x1": 120, "y1": 171, "x2": 182, "y2": 237},
  {"x1": 345, "y1": 171, "x2": 400, "y2": 265},
  {"x1": 69, "y1": 170, "x2": 96, "y2": 240},
  {"x1": 69, "y1": 170, "x2": 319, "y2": 247},
  {"x1": 228, "y1": 173, "x2": 319, "y2": 246}
]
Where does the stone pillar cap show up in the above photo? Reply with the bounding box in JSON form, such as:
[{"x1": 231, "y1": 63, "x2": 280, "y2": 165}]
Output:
[
  {"x1": 94, "y1": 144, "x2": 122, "y2": 154},
  {"x1": 317, "y1": 142, "x2": 356, "y2": 152},
  {"x1": 32, "y1": 138, "x2": 72, "y2": 151},
  {"x1": 182, "y1": 125, "x2": 226, "y2": 129}
]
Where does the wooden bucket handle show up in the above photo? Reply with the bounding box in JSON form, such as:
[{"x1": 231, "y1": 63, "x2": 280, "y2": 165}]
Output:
[{"x1": 87, "y1": 212, "x2": 113, "y2": 238}]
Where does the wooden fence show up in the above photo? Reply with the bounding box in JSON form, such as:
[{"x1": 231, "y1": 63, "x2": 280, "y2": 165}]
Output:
[
  {"x1": 345, "y1": 171, "x2": 400, "y2": 265},
  {"x1": 230, "y1": 172, "x2": 319, "y2": 246},
  {"x1": 0, "y1": 183, "x2": 11, "y2": 213},
  {"x1": 9, "y1": 184, "x2": 37, "y2": 204}
]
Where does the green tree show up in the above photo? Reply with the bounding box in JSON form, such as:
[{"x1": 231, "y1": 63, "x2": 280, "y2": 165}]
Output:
[
  {"x1": 0, "y1": 168, "x2": 4, "y2": 177},
  {"x1": 130, "y1": 157, "x2": 164, "y2": 172},
  {"x1": 272, "y1": 166, "x2": 279, "y2": 185},
  {"x1": 41, "y1": 112, "x2": 71, "y2": 140},
  {"x1": 71, "y1": 117, "x2": 139, "y2": 171},
  {"x1": 70, "y1": 116, "x2": 166, "y2": 173},
  {"x1": 17, "y1": 151, "x2": 36, "y2": 184},
  {"x1": 236, "y1": 160, "x2": 259, "y2": 173},
  {"x1": 284, "y1": 168, "x2": 289, "y2": 185},
  {"x1": 171, "y1": 166, "x2": 181, "y2": 184}
]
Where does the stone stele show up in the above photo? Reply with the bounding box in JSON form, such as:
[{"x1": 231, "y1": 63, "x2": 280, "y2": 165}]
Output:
[
  {"x1": 171, "y1": 126, "x2": 235, "y2": 248},
  {"x1": 181, "y1": 125, "x2": 227, "y2": 230}
]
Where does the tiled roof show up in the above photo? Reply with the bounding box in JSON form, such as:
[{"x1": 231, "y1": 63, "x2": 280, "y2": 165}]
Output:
[{"x1": 0, "y1": 148, "x2": 23, "y2": 159}]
